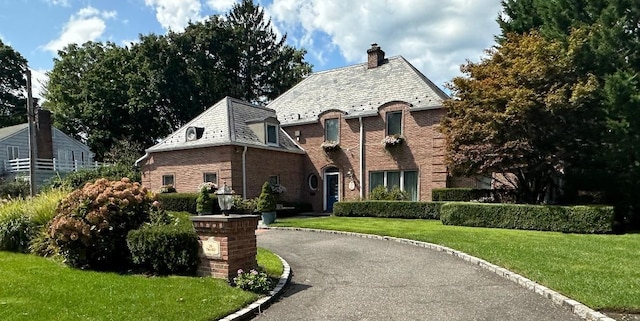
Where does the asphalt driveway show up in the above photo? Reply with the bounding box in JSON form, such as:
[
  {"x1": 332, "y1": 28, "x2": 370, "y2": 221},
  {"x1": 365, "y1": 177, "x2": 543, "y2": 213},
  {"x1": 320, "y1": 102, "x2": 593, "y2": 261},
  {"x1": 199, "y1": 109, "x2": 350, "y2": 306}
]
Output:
[{"x1": 255, "y1": 229, "x2": 583, "y2": 321}]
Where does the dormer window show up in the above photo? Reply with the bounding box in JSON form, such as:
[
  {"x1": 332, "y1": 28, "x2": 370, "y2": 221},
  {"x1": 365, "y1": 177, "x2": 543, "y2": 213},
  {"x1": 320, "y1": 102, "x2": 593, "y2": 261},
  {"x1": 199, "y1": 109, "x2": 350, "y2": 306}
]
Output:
[
  {"x1": 266, "y1": 123, "x2": 278, "y2": 145},
  {"x1": 386, "y1": 111, "x2": 402, "y2": 136},
  {"x1": 325, "y1": 118, "x2": 339, "y2": 142}
]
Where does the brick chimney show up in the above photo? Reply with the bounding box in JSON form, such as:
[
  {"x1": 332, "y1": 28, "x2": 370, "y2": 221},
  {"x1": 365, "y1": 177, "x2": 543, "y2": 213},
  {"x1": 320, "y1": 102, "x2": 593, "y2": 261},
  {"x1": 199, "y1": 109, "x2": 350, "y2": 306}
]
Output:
[
  {"x1": 367, "y1": 43, "x2": 386, "y2": 69},
  {"x1": 36, "y1": 109, "x2": 53, "y2": 159}
]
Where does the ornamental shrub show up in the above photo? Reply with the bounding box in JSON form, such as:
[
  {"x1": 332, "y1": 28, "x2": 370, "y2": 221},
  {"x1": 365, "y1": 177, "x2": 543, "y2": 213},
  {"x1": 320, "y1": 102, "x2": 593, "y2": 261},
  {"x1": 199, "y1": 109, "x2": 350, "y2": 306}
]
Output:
[
  {"x1": 440, "y1": 202, "x2": 616, "y2": 233},
  {"x1": 334, "y1": 201, "x2": 443, "y2": 219},
  {"x1": 256, "y1": 182, "x2": 276, "y2": 212},
  {"x1": 0, "y1": 211, "x2": 36, "y2": 253},
  {"x1": 196, "y1": 187, "x2": 213, "y2": 214},
  {"x1": 49, "y1": 178, "x2": 157, "y2": 270},
  {"x1": 0, "y1": 176, "x2": 30, "y2": 200},
  {"x1": 157, "y1": 193, "x2": 220, "y2": 214},
  {"x1": 431, "y1": 188, "x2": 516, "y2": 203},
  {"x1": 127, "y1": 224, "x2": 199, "y2": 275},
  {"x1": 369, "y1": 186, "x2": 409, "y2": 201}
]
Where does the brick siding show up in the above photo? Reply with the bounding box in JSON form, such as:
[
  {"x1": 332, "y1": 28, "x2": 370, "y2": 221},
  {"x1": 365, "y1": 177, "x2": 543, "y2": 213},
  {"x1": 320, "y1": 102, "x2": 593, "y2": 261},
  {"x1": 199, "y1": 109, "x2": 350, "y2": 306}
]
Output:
[
  {"x1": 282, "y1": 102, "x2": 467, "y2": 211},
  {"x1": 142, "y1": 145, "x2": 304, "y2": 202}
]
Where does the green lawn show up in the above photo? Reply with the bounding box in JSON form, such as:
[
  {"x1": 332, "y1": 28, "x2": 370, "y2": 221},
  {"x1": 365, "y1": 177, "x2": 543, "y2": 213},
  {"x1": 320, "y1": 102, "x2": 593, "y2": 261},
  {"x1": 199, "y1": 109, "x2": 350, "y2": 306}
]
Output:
[
  {"x1": 0, "y1": 248, "x2": 282, "y2": 321},
  {"x1": 273, "y1": 217, "x2": 640, "y2": 313}
]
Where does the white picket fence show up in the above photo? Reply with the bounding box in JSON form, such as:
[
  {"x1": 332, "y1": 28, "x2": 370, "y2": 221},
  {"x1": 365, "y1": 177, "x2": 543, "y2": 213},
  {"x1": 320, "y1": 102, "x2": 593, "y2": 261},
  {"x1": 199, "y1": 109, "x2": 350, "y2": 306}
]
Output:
[{"x1": 3, "y1": 158, "x2": 104, "y2": 173}]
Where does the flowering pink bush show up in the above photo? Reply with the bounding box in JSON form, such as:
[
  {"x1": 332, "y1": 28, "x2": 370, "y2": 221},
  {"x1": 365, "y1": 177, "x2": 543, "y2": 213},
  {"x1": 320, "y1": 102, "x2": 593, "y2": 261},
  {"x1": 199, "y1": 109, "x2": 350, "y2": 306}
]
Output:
[{"x1": 49, "y1": 178, "x2": 158, "y2": 269}]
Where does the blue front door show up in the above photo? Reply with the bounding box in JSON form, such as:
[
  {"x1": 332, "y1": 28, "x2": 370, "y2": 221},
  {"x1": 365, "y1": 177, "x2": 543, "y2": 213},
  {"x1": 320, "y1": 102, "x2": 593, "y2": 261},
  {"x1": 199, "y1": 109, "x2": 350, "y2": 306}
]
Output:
[{"x1": 325, "y1": 173, "x2": 339, "y2": 212}]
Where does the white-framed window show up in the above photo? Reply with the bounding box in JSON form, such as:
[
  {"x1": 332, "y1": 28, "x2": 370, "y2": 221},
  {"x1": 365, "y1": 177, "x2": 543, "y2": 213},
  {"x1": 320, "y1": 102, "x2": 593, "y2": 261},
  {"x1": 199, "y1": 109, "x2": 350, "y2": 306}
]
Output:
[
  {"x1": 324, "y1": 118, "x2": 339, "y2": 142},
  {"x1": 203, "y1": 172, "x2": 217, "y2": 184},
  {"x1": 369, "y1": 170, "x2": 418, "y2": 201},
  {"x1": 7, "y1": 146, "x2": 19, "y2": 160},
  {"x1": 162, "y1": 174, "x2": 174, "y2": 186},
  {"x1": 266, "y1": 124, "x2": 278, "y2": 145},
  {"x1": 386, "y1": 111, "x2": 402, "y2": 136}
]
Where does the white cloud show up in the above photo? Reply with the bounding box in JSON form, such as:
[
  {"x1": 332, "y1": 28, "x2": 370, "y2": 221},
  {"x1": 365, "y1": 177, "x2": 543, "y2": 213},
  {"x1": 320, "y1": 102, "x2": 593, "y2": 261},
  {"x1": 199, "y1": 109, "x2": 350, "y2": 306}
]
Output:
[
  {"x1": 269, "y1": 0, "x2": 503, "y2": 88},
  {"x1": 144, "y1": 0, "x2": 202, "y2": 32},
  {"x1": 43, "y1": 6, "x2": 117, "y2": 53},
  {"x1": 30, "y1": 69, "x2": 49, "y2": 101},
  {"x1": 206, "y1": 0, "x2": 237, "y2": 12},
  {"x1": 46, "y1": 0, "x2": 71, "y2": 7}
]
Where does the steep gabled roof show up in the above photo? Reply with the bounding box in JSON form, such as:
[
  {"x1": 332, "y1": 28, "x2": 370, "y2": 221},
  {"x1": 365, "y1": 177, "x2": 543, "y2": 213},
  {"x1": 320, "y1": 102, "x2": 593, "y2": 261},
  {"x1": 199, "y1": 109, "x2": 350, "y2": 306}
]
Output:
[
  {"x1": 146, "y1": 97, "x2": 303, "y2": 153},
  {"x1": 0, "y1": 123, "x2": 28, "y2": 142},
  {"x1": 267, "y1": 56, "x2": 449, "y2": 126}
]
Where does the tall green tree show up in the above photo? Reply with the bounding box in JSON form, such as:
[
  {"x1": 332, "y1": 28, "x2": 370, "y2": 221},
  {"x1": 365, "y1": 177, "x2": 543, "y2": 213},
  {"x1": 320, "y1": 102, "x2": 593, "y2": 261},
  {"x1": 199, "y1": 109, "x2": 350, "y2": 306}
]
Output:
[
  {"x1": 0, "y1": 40, "x2": 28, "y2": 127},
  {"x1": 45, "y1": 1, "x2": 311, "y2": 160},
  {"x1": 441, "y1": 31, "x2": 601, "y2": 204},
  {"x1": 225, "y1": 0, "x2": 311, "y2": 104},
  {"x1": 45, "y1": 42, "x2": 138, "y2": 160},
  {"x1": 497, "y1": 0, "x2": 640, "y2": 223}
]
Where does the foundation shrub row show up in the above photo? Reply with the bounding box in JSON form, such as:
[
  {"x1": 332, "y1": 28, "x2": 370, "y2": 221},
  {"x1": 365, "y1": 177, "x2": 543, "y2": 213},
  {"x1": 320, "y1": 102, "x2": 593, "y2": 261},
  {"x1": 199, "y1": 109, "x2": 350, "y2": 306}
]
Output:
[
  {"x1": 334, "y1": 200, "x2": 616, "y2": 233},
  {"x1": 440, "y1": 202, "x2": 616, "y2": 233},
  {"x1": 334, "y1": 201, "x2": 443, "y2": 219}
]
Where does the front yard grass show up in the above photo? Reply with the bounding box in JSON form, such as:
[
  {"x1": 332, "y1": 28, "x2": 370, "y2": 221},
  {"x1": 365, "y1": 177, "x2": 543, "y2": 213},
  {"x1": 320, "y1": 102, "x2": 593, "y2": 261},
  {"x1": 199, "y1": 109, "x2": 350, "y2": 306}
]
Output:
[
  {"x1": 272, "y1": 216, "x2": 640, "y2": 313},
  {"x1": 0, "y1": 247, "x2": 282, "y2": 321}
]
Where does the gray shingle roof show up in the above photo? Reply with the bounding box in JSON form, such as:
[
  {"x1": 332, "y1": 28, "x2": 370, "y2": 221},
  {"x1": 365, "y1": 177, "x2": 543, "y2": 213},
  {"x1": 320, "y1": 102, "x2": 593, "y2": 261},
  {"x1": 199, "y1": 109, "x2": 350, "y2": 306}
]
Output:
[
  {"x1": 147, "y1": 97, "x2": 303, "y2": 153},
  {"x1": 0, "y1": 123, "x2": 28, "y2": 141},
  {"x1": 267, "y1": 56, "x2": 449, "y2": 125}
]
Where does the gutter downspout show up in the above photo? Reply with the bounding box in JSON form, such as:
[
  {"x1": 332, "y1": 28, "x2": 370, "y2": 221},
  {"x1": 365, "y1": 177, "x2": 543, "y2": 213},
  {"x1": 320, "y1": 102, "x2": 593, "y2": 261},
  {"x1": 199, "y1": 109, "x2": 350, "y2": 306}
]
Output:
[
  {"x1": 134, "y1": 153, "x2": 149, "y2": 167},
  {"x1": 359, "y1": 116, "x2": 364, "y2": 199},
  {"x1": 242, "y1": 146, "x2": 247, "y2": 200}
]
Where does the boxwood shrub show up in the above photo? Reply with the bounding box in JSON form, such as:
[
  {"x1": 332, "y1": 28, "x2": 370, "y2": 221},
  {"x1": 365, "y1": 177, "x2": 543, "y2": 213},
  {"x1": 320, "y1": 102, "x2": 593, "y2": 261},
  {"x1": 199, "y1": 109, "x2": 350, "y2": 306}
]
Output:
[
  {"x1": 440, "y1": 202, "x2": 616, "y2": 233},
  {"x1": 158, "y1": 193, "x2": 220, "y2": 214},
  {"x1": 127, "y1": 224, "x2": 199, "y2": 275},
  {"x1": 333, "y1": 201, "x2": 444, "y2": 219},
  {"x1": 431, "y1": 188, "x2": 492, "y2": 202}
]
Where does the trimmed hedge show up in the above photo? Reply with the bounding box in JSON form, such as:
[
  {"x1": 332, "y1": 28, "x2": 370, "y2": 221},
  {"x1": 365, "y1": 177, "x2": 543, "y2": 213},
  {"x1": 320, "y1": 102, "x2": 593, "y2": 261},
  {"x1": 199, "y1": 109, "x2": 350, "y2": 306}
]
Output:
[
  {"x1": 431, "y1": 188, "x2": 492, "y2": 202},
  {"x1": 440, "y1": 202, "x2": 616, "y2": 233},
  {"x1": 158, "y1": 193, "x2": 220, "y2": 214},
  {"x1": 127, "y1": 224, "x2": 199, "y2": 275},
  {"x1": 333, "y1": 201, "x2": 443, "y2": 219}
]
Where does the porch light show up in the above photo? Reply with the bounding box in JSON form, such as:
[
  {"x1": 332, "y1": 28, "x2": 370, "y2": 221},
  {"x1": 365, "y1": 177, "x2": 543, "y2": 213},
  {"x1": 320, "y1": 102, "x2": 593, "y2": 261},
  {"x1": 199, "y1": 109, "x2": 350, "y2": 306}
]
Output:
[{"x1": 216, "y1": 182, "x2": 234, "y2": 216}]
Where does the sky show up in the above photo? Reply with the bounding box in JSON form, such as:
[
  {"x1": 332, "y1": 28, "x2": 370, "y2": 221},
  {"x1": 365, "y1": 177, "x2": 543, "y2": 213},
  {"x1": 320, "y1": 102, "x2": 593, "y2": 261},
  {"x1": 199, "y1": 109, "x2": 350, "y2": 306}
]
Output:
[{"x1": 0, "y1": 0, "x2": 504, "y2": 99}]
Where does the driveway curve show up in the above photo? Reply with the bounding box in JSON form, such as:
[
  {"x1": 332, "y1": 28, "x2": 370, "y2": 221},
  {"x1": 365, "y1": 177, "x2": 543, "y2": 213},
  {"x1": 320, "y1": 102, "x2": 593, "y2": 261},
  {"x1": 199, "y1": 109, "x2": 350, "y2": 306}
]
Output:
[{"x1": 255, "y1": 229, "x2": 583, "y2": 321}]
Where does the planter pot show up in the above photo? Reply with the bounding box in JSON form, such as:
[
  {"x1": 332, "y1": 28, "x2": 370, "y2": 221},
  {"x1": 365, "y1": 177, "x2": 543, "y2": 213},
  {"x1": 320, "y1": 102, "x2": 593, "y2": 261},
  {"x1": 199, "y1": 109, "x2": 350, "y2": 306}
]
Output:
[{"x1": 261, "y1": 211, "x2": 276, "y2": 225}]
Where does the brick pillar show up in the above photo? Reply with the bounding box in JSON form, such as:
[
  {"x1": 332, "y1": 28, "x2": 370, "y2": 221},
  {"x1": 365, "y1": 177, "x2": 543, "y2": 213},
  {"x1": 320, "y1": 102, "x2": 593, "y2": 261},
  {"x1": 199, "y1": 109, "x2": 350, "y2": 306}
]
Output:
[{"x1": 190, "y1": 215, "x2": 260, "y2": 280}]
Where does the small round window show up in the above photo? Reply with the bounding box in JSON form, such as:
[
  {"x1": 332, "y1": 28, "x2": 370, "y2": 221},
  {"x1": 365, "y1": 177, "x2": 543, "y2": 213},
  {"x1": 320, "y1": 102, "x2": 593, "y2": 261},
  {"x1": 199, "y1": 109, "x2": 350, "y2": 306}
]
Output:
[{"x1": 308, "y1": 174, "x2": 319, "y2": 191}]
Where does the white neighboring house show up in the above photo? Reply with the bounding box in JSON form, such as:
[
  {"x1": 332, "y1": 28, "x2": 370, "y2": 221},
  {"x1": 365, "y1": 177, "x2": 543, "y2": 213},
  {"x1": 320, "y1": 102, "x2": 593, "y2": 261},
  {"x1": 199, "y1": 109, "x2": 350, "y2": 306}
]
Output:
[{"x1": 0, "y1": 109, "x2": 98, "y2": 189}]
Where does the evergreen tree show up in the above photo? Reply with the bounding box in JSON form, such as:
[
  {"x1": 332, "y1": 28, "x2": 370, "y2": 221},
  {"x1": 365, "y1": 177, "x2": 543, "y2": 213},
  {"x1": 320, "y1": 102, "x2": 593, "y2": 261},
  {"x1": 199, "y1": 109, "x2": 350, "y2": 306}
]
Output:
[{"x1": 225, "y1": 0, "x2": 312, "y2": 104}]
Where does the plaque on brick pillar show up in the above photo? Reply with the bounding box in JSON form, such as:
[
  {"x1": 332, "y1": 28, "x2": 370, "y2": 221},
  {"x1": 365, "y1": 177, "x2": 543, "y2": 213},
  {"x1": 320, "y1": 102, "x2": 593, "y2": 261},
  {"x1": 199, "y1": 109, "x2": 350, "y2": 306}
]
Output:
[{"x1": 190, "y1": 214, "x2": 260, "y2": 280}]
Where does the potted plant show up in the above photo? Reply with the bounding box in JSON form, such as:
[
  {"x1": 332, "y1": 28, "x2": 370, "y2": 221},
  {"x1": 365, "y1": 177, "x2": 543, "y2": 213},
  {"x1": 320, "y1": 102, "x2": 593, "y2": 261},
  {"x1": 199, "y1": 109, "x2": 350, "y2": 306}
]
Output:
[
  {"x1": 196, "y1": 186, "x2": 213, "y2": 215},
  {"x1": 256, "y1": 181, "x2": 277, "y2": 225}
]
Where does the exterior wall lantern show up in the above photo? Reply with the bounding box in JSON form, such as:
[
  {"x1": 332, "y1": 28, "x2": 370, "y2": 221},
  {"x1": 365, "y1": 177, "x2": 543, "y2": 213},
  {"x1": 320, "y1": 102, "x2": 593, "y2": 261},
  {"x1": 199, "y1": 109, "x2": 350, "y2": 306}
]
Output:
[{"x1": 216, "y1": 182, "x2": 234, "y2": 216}]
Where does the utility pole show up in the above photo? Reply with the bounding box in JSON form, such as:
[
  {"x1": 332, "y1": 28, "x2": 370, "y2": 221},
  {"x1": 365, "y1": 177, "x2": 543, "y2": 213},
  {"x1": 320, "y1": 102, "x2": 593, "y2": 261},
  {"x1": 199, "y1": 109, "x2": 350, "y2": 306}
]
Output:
[{"x1": 26, "y1": 69, "x2": 37, "y2": 196}]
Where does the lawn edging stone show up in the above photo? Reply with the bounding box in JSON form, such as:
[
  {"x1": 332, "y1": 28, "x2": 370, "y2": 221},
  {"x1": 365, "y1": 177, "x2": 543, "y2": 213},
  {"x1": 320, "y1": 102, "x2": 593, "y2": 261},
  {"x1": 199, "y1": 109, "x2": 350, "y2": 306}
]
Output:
[
  {"x1": 219, "y1": 252, "x2": 292, "y2": 321},
  {"x1": 265, "y1": 226, "x2": 617, "y2": 321}
]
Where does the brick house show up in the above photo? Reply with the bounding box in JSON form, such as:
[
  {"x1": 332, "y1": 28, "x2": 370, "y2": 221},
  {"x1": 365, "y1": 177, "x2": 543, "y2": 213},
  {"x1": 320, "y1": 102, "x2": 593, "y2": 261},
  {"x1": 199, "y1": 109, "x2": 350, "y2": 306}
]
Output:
[
  {"x1": 139, "y1": 44, "x2": 479, "y2": 212},
  {"x1": 138, "y1": 97, "x2": 306, "y2": 203}
]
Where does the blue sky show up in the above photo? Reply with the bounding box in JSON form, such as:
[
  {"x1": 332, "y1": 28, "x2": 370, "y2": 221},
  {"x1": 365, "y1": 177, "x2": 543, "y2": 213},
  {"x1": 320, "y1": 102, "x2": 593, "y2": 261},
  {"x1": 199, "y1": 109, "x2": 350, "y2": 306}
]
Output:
[{"x1": 0, "y1": 0, "x2": 503, "y2": 98}]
